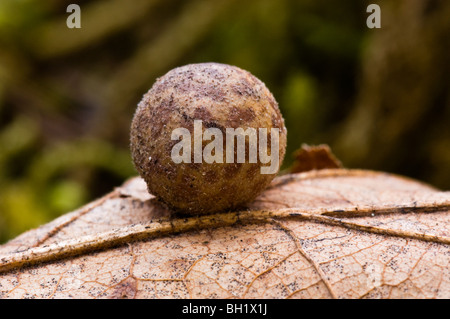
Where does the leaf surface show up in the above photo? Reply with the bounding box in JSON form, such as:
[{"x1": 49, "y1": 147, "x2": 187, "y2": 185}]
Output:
[{"x1": 0, "y1": 169, "x2": 449, "y2": 299}]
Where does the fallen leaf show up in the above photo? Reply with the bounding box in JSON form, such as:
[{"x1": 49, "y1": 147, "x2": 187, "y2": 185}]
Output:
[
  {"x1": 0, "y1": 169, "x2": 449, "y2": 299},
  {"x1": 290, "y1": 144, "x2": 343, "y2": 173}
]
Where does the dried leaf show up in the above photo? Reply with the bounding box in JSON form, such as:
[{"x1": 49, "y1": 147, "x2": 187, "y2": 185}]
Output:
[
  {"x1": 290, "y1": 144, "x2": 343, "y2": 173},
  {"x1": 0, "y1": 169, "x2": 449, "y2": 299}
]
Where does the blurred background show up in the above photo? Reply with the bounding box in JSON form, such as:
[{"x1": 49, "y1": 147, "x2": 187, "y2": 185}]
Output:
[{"x1": 0, "y1": 0, "x2": 449, "y2": 243}]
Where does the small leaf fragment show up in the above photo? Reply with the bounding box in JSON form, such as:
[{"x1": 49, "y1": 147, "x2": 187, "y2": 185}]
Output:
[{"x1": 290, "y1": 144, "x2": 343, "y2": 173}]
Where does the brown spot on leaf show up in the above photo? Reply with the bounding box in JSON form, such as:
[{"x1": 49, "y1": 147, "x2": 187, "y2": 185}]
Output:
[{"x1": 105, "y1": 277, "x2": 137, "y2": 299}]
